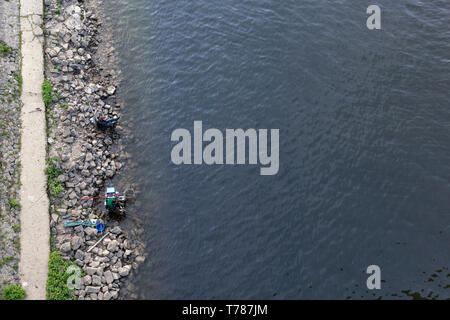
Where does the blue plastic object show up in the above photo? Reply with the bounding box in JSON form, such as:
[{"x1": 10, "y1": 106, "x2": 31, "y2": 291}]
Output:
[{"x1": 96, "y1": 223, "x2": 105, "y2": 233}]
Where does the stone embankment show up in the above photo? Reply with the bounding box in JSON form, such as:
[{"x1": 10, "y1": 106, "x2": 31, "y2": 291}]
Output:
[{"x1": 43, "y1": 0, "x2": 145, "y2": 300}]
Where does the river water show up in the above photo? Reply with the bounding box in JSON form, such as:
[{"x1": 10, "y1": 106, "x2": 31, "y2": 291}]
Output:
[{"x1": 101, "y1": 0, "x2": 449, "y2": 299}]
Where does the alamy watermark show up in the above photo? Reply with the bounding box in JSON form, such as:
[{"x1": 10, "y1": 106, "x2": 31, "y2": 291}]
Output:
[
  {"x1": 171, "y1": 121, "x2": 279, "y2": 175},
  {"x1": 366, "y1": 265, "x2": 381, "y2": 289},
  {"x1": 66, "y1": 265, "x2": 82, "y2": 290},
  {"x1": 367, "y1": 5, "x2": 381, "y2": 30}
]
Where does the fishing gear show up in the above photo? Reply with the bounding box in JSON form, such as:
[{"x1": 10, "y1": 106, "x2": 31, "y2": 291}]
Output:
[
  {"x1": 63, "y1": 219, "x2": 105, "y2": 234},
  {"x1": 78, "y1": 193, "x2": 125, "y2": 201}
]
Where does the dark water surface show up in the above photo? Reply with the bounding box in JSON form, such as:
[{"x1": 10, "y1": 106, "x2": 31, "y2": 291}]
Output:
[{"x1": 102, "y1": 0, "x2": 449, "y2": 299}]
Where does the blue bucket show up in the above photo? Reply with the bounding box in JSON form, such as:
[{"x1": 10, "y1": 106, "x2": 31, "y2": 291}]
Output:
[{"x1": 96, "y1": 223, "x2": 105, "y2": 233}]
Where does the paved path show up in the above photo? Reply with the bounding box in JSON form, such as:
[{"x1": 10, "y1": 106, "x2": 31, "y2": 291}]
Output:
[{"x1": 18, "y1": 0, "x2": 49, "y2": 300}]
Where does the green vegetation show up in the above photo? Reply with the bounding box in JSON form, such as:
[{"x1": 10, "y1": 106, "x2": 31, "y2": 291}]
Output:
[
  {"x1": 45, "y1": 158, "x2": 64, "y2": 196},
  {"x1": 43, "y1": 79, "x2": 60, "y2": 137},
  {"x1": 42, "y1": 79, "x2": 54, "y2": 110},
  {"x1": 0, "y1": 256, "x2": 14, "y2": 267},
  {"x1": 0, "y1": 42, "x2": 12, "y2": 57},
  {"x1": 46, "y1": 251, "x2": 76, "y2": 300},
  {"x1": 1, "y1": 284, "x2": 26, "y2": 300},
  {"x1": 13, "y1": 72, "x2": 22, "y2": 95},
  {"x1": 8, "y1": 197, "x2": 21, "y2": 209},
  {"x1": 60, "y1": 103, "x2": 67, "y2": 109}
]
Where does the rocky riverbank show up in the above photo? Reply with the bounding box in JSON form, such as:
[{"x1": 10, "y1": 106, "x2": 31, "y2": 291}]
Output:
[
  {"x1": 43, "y1": 0, "x2": 145, "y2": 300},
  {"x1": 0, "y1": 0, "x2": 22, "y2": 296}
]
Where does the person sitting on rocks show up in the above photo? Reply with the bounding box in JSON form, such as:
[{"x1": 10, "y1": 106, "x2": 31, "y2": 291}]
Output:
[
  {"x1": 106, "y1": 197, "x2": 125, "y2": 214},
  {"x1": 96, "y1": 115, "x2": 119, "y2": 131}
]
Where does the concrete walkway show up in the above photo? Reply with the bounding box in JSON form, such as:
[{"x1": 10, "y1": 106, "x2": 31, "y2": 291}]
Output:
[{"x1": 18, "y1": 0, "x2": 49, "y2": 300}]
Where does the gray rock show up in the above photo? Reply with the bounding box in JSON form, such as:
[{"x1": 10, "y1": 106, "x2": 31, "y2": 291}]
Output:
[
  {"x1": 106, "y1": 240, "x2": 119, "y2": 252},
  {"x1": 85, "y1": 286, "x2": 101, "y2": 294},
  {"x1": 60, "y1": 242, "x2": 71, "y2": 253},
  {"x1": 135, "y1": 256, "x2": 146, "y2": 264},
  {"x1": 84, "y1": 267, "x2": 97, "y2": 276},
  {"x1": 71, "y1": 235, "x2": 82, "y2": 250},
  {"x1": 65, "y1": 15, "x2": 82, "y2": 31},
  {"x1": 104, "y1": 137, "x2": 113, "y2": 145},
  {"x1": 75, "y1": 259, "x2": 84, "y2": 267},
  {"x1": 82, "y1": 275, "x2": 92, "y2": 286},
  {"x1": 92, "y1": 274, "x2": 102, "y2": 286},
  {"x1": 104, "y1": 270, "x2": 114, "y2": 284},
  {"x1": 96, "y1": 267, "x2": 104, "y2": 277},
  {"x1": 75, "y1": 250, "x2": 85, "y2": 261},
  {"x1": 85, "y1": 153, "x2": 93, "y2": 162},
  {"x1": 111, "y1": 290, "x2": 119, "y2": 299},
  {"x1": 105, "y1": 169, "x2": 115, "y2": 178},
  {"x1": 118, "y1": 265, "x2": 131, "y2": 277},
  {"x1": 51, "y1": 214, "x2": 59, "y2": 223},
  {"x1": 64, "y1": 136, "x2": 74, "y2": 144},
  {"x1": 111, "y1": 226, "x2": 122, "y2": 234},
  {"x1": 84, "y1": 227, "x2": 97, "y2": 237}
]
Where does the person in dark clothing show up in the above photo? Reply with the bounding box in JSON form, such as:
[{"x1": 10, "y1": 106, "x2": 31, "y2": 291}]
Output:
[
  {"x1": 105, "y1": 197, "x2": 125, "y2": 214},
  {"x1": 96, "y1": 115, "x2": 119, "y2": 131}
]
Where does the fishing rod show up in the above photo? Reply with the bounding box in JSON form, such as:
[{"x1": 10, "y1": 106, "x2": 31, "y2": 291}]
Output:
[
  {"x1": 78, "y1": 194, "x2": 125, "y2": 201},
  {"x1": 77, "y1": 195, "x2": 107, "y2": 201}
]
